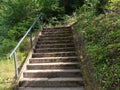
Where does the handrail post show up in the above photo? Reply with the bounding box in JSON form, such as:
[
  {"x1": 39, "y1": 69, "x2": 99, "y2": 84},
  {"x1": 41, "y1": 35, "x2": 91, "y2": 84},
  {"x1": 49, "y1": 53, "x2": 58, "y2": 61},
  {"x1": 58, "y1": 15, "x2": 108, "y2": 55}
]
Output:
[
  {"x1": 40, "y1": 17, "x2": 43, "y2": 31},
  {"x1": 30, "y1": 31, "x2": 33, "y2": 48},
  {"x1": 38, "y1": 17, "x2": 40, "y2": 31},
  {"x1": 13, "y1": 51, "x2": 18, "y2": 78}
]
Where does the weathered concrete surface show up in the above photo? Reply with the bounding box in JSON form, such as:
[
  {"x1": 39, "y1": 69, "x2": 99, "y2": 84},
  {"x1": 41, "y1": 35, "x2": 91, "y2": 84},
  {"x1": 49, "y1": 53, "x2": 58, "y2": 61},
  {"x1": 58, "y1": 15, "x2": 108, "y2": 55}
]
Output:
[{"x1": 19, "y1": 87, "x2": 85, "y2": 90}]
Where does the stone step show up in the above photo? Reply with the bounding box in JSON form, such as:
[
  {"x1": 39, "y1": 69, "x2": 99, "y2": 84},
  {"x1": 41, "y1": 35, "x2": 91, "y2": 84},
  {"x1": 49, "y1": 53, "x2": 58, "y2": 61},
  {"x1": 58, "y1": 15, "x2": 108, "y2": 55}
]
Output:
[
  {"x1": 39, "y1": 36, "x2": 73, "y2": 39},
  {"x1": 19, "y1": 77, "x2": 84, "y2": 87},
  {"x1": 37, "y1": 40, "x2": 73, "y2": 44},
  {"x1": 37, "y1": 41, "x2": 74, "y2": 44},
  {"x1": 42, "y1": 32, "x2": 71, "y2": 35},
  {"x1": 35, "y1": 43, "x2": 74, "y2": 48},
  {"x1": 38, "y1": 39, "x2": 73, "y2": 42},
  {"x1": 27, "y1": 62, "x2": 80, "y2": 70},
  {"x1": 41, "y1": 34, "x2": 71, "y2": 37},
  {"x1": 32, "y1": 52, "x2": 77, "y2": 57},
  {"x1": 43, "y1": 27, "x2": 71, "y2": 31},
  {"x1": 19, "y1": 87, "x2": 85, "y2": 90},
  {"x1": 34, "y1": 47, "x2": 75, "y2": 53},
  {"x1": 41, "y1": 33, "x2": 72, "y2": 36},
  {"x1": 38, "y1": 38, "x2": 73, "y2": 42},
  {"x1": 23, "y1": 69, "x2": 82, "y2": 78},
  {"x1": 42, "y1": 30, "x2": 72, "y2": 34},
  {"x1": 29, "y1": 57, "x2": 78, "y2": 63}
]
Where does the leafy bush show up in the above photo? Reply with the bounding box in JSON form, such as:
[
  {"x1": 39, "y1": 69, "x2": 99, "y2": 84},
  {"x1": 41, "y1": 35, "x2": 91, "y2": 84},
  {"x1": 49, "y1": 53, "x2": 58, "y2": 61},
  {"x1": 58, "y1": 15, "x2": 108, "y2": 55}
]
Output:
[
  {"x1": 8, "y1": 17, "x2": 36, "y2": 40},
  {"x1": 4, "y1": 0, "x2": 36, "y2": 27}
]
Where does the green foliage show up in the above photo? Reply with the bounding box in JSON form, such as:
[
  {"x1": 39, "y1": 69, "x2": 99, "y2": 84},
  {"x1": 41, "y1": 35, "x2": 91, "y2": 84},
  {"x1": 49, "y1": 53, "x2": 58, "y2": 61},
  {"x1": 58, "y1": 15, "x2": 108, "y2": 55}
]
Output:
[
  {"x1": 4, "y1": 0, "x2": 36, "y2": 27},
  {"x1": 59, "y1": 0, "x2": 84, "y2": 14},
  {"x1": 0, "y1": 16, "x2": 35, "y2": 59},
  {"x1": 0, "y1": 39, "x2": 16, "y2": 58},
  {"x1": 95, "y1": 0, "x2": 109, "y2": 15},
  {"x1": 39, "y1": 0, "x2": 64, "y2": 21},
  {"x1": 0, "y1": 0, "x2": 38, "y2": 59},
  {"x1": 74, "y1": 1, "x2": 120, "y2": 89},
  {"x1": 8, "y1": 17, "x2": 35, "y2": 40}
]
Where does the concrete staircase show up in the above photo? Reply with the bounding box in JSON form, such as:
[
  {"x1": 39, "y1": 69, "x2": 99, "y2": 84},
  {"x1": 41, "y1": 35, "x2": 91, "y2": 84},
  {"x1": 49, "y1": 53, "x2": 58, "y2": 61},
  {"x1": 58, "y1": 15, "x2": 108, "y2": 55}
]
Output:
[{"x1": 19, "y1": 27, "x2": 85, "y2": 90}]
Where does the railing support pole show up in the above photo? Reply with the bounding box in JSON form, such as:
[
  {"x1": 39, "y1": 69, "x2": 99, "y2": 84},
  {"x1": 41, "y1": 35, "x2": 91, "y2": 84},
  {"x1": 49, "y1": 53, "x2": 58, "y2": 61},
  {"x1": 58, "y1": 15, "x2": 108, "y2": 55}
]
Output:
[
  {"x1": 30, "y1": 31, "x2": 33, "y2": 49},
  {"x1": 41, "y1": 17, "x2": 43, "y2": 31},
  {"x1": 38, "y1": 17, "x2": 40, "y2": 31},
  {"x1": 13, "y1": 52, "x2": 18, "y2": 78}
]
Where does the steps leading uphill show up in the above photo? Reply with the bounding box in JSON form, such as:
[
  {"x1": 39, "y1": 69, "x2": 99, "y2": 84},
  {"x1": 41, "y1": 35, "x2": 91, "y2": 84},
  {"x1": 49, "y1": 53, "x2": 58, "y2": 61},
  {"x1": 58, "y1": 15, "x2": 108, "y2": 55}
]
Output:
[{"x1": 19, "y1": 27, "x2": 85, "y2": 90}]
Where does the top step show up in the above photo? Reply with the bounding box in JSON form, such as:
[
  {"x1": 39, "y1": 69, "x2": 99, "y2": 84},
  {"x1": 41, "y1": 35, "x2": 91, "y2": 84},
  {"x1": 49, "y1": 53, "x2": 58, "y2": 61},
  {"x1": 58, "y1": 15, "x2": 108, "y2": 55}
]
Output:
[
  {"x1": 43, "y1": 27, "x2": 71, "y2": 32},
  {"x1": 43, "y1": 27, "x2": 71, "y2": 30}
]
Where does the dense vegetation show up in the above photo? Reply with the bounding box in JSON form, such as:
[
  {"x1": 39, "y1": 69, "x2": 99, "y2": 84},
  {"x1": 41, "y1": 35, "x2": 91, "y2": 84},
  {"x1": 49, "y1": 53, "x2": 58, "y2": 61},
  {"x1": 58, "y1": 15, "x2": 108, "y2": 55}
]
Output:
[
  {"x1": 73, "y1": 0, "x2": 120, "y2": 89},
  {"x1": 0, "y1": 0, "x2": 119, "y2": 90}
]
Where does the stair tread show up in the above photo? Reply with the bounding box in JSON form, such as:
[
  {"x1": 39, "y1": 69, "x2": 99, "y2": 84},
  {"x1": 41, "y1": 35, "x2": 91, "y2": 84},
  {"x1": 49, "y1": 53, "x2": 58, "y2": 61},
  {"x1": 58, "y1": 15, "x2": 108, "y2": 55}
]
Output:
[
  {"x1": 37, "y1": 42, "x2": 73, "y2": 44},
  {"x1": 41, "y1": 36, "x2": 71, "y2": 37},
  {"x1": 20, "y1": 77, "x2": 83, "y2": 81},
  {"x1": 36, "y1": 43, "x2": 74, "y2": 45},
  {"x1": 43, "y1": 27, "x2": 70, "y2": 29},
  {"x1": 34, "y1": 47, "x2": 75, "y2": 50},
  {"x1": 42, "y1": 32, "x2": 71, "y2": 34},
  {"x1": 30, "y1": 56, "x2": 78, "y2": 59},
  {"x1": 39, "y1": 37, "x2": 72, "y2": 38},
  {"x1": 32, "y1": 51, "x2": 76, "y2": 54},
  {"x1": 38, "y1": 39, "x2": 72, "y2": 42},
  {"x1": 24, "y1": 69, "x2": 81, "y2": 73},
  {"x1": 27, "y1": 62, "x2": 80, "y2": 65},
  {"x1": 18, "y1": 87, "x2": 85, "y2": 90}
]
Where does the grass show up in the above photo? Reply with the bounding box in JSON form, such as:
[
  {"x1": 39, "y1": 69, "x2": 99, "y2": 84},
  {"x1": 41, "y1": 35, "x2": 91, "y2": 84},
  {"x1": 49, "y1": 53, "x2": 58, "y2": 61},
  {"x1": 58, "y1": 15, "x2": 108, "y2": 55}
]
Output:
[
  {"x1": 0, "y1": 59, "x2": 15, "y2": 90},
  {"x1": 0, "y1": 31, "x2": 39, "y2": 90},
  {"x1": 0, "y1": 52, "x2": 26, "y2": 90}
]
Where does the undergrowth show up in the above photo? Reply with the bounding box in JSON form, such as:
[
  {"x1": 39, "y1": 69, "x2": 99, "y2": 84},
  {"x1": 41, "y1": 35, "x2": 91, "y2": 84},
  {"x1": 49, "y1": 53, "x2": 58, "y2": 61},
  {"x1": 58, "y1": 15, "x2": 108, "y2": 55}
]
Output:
[{"x1": 73, "y1": 1, "x2": 120, "y2": 90}]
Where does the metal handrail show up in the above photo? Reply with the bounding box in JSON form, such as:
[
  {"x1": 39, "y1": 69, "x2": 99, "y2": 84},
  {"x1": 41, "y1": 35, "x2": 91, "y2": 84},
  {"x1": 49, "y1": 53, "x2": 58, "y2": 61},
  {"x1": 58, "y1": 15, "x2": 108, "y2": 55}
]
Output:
[{"x1": 9, "y1": 15, "x2": 42, "y2": 78}]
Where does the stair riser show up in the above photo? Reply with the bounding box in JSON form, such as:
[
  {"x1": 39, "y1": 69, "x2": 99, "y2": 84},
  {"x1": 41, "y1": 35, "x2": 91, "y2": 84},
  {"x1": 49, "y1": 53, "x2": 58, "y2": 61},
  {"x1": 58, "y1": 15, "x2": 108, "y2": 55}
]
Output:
[
  {"x1": 23, "y1": 72, "x2": 82, "y2": 78},
  {"x1": 29, "y1": 58, "x2": 78, "y2": 63},
  {"x1": 38, "y1": 38, "x2": 73, "y2": 42},
  {"x1": 42, "y1": 30, "x2": 71, "y2": 32},
  {"x1": 39, "y1": 36, "x2": 73, "y2": 39},
  {"x1": 19, "y1": 81, "x2": 84, "y2": 87},
  {"x1": 42, "y1": 31, "x2": 72, "y2": 34},
  {"x1": 37, "y1": 41, "x2": 73, "y2": 44},
  {"x1": 41, "y1": 35, "x2": 72, "y2": 37},
  {"x1": 27, "y1": 65, "x2": 80, "y2": 70},
  {"x1": 41, "y1": 33, "x2": 72, "y2": 36},
  {"x1": 43, "y1": 28, "x2": 71, "y2": 31},
  {"x1": 32, "y1": 53, "x2": 77, "y2": 58},
  {"x1": 43, "y1": 28, "x2": 70, "y2": 30},
  {"x1": 38, "y1": 39, "x2": 73, "y2": 42},
  {"x1": 37, "y1": 40, "x2": 73, "y2": 43},
  {"x1": 34, "y1": 49, "x2": 75, "y2": 53},
  {"x1": 35, "y1": 45, "x2": 74, "y2": 48}
]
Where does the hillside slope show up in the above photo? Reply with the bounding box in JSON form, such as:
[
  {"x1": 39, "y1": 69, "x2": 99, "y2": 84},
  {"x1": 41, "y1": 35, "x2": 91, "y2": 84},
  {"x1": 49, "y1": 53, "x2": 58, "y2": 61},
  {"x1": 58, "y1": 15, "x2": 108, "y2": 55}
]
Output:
[{"x1": 73, "y1": 1, "x2": 120, "y2": 90}]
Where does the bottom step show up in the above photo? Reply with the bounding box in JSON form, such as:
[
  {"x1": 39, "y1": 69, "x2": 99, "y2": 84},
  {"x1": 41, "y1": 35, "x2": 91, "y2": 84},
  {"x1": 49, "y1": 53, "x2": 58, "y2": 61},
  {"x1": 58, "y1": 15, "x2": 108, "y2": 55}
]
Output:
[
  {"x1": 19, "y1": 78, "x2": 84, "y2": 87},
  {"x1": 19, "y1": 87, "x2": 85, "y2": 90}
]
